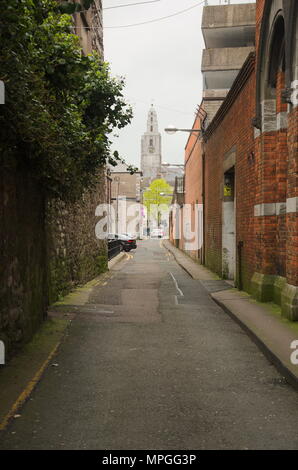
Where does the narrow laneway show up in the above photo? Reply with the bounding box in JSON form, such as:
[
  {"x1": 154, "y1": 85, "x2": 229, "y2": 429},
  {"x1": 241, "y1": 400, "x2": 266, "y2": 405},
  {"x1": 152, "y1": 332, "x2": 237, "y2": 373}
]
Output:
[{"x1": 1, "y1": 240, "x2": 298, "y2": 450}]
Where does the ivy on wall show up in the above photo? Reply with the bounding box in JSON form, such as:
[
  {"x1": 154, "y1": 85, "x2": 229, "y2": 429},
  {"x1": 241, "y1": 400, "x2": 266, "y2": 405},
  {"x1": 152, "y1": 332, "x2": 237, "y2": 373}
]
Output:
[{"x1": 0, "y1": 0, "x2": 133, "y2": 201}]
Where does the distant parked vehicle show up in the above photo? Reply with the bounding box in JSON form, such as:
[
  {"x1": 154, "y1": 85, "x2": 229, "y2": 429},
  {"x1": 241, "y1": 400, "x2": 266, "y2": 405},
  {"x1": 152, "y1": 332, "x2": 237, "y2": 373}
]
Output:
[
  {"x1": 120, "y1": 232, "x2": 137, "y2": 241},
  {"x1": 151, "y1": 228, "x2": 164, "y2": 238},
  {"x1": 108, "y1": 233, "x2": 137, "y2": 252},
  {"x1": 118, "y1": 233, "x2": 137, "y2": 251}
]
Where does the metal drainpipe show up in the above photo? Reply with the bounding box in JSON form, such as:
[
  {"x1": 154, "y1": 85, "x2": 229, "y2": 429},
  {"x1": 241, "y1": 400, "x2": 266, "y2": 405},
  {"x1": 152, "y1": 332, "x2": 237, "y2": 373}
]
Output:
[
  {"x1": 237, "y1": 240, "x2": 244, "y2": 290},
  {"x1": 202, "y1": 152, "x2": 206, "y2": 265}
]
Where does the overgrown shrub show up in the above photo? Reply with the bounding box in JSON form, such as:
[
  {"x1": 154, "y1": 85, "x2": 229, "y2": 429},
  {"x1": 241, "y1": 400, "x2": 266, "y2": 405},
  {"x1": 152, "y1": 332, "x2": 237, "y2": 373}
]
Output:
[{"x1": 0, "y1": 0, "x2": 133, "y2": 201}]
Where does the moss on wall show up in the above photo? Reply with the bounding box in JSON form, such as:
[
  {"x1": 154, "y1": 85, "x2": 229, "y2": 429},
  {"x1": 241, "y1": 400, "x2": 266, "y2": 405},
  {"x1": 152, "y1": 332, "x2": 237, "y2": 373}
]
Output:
[
  {"x1": 205, "y1": 249, "x2": 222, "y2": 278},
  {"x1": 47, "y1": 171, "x2": 108, "y2": 304}
]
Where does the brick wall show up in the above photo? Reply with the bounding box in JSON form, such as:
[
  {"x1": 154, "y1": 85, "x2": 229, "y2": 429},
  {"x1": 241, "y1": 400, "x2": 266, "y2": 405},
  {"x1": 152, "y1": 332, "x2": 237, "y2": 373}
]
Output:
[
  {"x1": 287, "y1": 106, "x2": 298, "y2": 286},
  {"x1": 183, "y1": 114, "x2": 203, "y2": 260},
  {"x1": 255, "y1": 0, "x2": 266, "y2": 54},
  {"x1": 204, "y1": 63, "x2": 296, "y2": 294},
  {"x1": 204, "y1": 65, "x2": 256, "y2": 289}
]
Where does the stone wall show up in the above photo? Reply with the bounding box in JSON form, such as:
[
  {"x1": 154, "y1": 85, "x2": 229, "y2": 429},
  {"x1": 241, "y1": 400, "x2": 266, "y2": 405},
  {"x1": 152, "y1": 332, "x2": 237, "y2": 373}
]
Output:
[
  {"x1": 0, "y1": 162, "x2": 107, "y2": 358},
  {"x1": 0, "y1": 160, "x2": 48, "y2": 357},
  {"x1": 0, "y1": 1, "x2": 108, "y2": 358},
  {"x1": 47, "y1": 170, "x2": 108, "y2": 304}
]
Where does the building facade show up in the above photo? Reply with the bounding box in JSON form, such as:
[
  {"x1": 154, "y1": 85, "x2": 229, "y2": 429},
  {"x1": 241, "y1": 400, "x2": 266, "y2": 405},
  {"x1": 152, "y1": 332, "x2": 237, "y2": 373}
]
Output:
[
  {"x1": 170, "y1": 0, "x2": 298, "y2": 320},
  {"x1": 201, "y1": 2, "x2": 256, "y2": 125},
  {"x1": 171, "y1": 2, "x2": 255, "y2": 262},
  {"x1": 160, "y1": 163, "x2": 184, "y2": 187},
  {"x1": 109, "y1": 162, "x2": 142, "y2": 236},
  {"x1": 73, "y1": 0, "x2": 104, "y2": 56}
]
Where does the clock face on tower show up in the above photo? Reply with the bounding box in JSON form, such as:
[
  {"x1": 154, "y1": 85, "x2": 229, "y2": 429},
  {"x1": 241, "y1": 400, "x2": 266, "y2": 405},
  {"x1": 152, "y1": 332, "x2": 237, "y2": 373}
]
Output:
[{"x1": 149, "y1": 147, "x2": 154, "y2": 153}]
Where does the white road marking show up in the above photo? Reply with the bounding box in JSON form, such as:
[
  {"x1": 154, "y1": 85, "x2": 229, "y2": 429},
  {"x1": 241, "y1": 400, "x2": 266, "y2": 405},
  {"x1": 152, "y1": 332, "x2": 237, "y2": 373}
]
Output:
[{"x1": 169, "y1": 272, "x2": 184, "y2": 297}]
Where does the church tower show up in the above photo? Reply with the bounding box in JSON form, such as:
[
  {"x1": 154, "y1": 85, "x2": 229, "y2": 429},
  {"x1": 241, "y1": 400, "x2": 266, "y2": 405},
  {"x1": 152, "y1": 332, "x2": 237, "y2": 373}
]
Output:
[{"x1": 141, "y1": 105, "x2": 162, "y2": 186}]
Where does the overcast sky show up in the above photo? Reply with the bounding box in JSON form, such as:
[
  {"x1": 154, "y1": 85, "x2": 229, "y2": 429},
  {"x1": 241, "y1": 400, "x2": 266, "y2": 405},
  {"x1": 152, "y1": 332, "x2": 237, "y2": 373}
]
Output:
[{"x1": 103, "y1": 0, "x2": 255, "y2": 168}]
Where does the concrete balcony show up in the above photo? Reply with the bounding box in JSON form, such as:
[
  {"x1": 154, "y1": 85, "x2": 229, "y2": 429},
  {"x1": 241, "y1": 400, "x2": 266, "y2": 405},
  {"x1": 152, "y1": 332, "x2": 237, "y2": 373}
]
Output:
[
  {"x1": 202, "y1": 4, "x2": 256, "y2": 49},
  {"x1": 201, "y1": 46, "x2": 254, "y2": 89}
]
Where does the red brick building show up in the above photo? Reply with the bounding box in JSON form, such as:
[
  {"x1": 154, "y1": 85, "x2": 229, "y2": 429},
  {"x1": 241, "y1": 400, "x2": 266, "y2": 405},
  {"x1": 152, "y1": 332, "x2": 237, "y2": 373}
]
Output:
[
  {"x1": 204, "y1": 53, "x2": 256, "y2": 287},
  {"x1": 182, "y1": 112, "x2": 204, "y2": 261},
  {"x1": 171, "y1": 0, "x2": 298, "y2": 320},
  {"x1": 203, "y1": 0, "x2": 298, "y2": 320}
]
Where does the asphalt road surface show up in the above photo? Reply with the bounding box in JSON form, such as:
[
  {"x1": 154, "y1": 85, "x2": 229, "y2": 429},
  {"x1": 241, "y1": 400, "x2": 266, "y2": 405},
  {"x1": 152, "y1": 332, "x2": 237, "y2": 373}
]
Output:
[{"x1": 1, "y1": 240, "x2": 298, "y2": 450}]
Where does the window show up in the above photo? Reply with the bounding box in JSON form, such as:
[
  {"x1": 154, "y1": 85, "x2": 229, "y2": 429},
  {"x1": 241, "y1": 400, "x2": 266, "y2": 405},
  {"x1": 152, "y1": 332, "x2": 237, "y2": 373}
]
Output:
[{"x1": 267, "y1": 16, "x2": 285, "y2": 90}]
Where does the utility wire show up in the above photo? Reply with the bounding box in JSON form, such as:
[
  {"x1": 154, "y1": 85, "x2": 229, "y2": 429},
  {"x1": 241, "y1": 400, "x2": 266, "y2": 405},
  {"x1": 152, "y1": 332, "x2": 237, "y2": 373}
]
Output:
[
  {"x1": 104, "y1": 0, "x2": 205, "y2": 29},
  {"x1": 104, "y1": 1, "x2": 161, "y2": 10},
  {"x1": 74, "y1": 0, "x2": 161, "y2": 15},
  {"x1": 73, "y1": 1, "x2": 204, "y2": 31}
]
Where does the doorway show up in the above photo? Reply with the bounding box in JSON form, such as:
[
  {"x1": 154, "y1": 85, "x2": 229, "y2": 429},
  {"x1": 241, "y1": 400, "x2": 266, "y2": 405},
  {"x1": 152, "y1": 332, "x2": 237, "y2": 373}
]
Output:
[{"x1": 222, "y1": 167, "x2": 235, "y2": 281}]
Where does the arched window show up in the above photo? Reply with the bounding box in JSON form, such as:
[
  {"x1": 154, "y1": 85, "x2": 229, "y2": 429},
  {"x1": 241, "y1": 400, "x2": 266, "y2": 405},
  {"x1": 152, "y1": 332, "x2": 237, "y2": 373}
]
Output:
[
  {"x1": 253, "y1": 1, "x2": 288, "y2": 130},
  {"x1": 267, "y1": 16, "x2": 285, "y2": 93}
]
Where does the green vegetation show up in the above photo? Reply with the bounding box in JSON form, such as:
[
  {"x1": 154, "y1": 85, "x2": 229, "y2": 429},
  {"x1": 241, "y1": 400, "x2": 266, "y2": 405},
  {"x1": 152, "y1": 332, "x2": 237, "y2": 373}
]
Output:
[
  {"x1": 143, "y1": 179, "x2": 173, "y2": 207},
  {"x1": 143, "y1": 179, "x2": 173, "y2": 223},
  {"x1": 0, "y1": 0, "x2": 133, "y2": 201}
]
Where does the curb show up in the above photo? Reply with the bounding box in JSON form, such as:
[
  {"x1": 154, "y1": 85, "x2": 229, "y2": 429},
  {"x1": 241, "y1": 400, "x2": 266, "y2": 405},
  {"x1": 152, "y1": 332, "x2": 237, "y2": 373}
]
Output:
[
  {"x1": 0, "y1": 316, "x2": 71, "y2": 432},
  {"x1": 164, "y1": 242, "x2": 194, "y2": 278},
  {"x1": 108, "y1": 251, "x2": 127, "y2": 270},
  {"x1": 162, "y1": 240, "x2": 216, "y2": 280},
  {"x1": 211, "y1": 294, "x2": 298, "y2": 392},
  {"x1": 0, "y1": 342, "x2": 60, "y2": 431},
  {"x1": 162, "y1": 241, "x2": 298, "y2": 392}
]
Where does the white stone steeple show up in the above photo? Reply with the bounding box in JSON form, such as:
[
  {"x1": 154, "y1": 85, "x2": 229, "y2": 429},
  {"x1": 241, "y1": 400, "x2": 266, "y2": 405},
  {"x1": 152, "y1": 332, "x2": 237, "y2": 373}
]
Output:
[{"x1": 141, "y1": 104, "x2": 162, "y2": 185}]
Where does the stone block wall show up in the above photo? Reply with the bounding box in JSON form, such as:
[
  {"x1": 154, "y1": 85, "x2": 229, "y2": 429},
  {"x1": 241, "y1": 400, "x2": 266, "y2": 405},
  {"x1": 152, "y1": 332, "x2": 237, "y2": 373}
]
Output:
[
  {"x1": 0, "y1": 161, "x2": 48, "y2": 357},
  {"x1": 47, "y1": 170, "x2": 108, "y2": 304},
  {"x1": 0, "y1": 162, "x2": 108, "y2": 358}
]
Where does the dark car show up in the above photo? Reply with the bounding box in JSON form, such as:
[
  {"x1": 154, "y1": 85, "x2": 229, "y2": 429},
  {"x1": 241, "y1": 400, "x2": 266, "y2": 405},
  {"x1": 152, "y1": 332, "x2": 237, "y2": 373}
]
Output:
[{"x1": 108, "y1": 233, "x2": 137, "y2": 252}]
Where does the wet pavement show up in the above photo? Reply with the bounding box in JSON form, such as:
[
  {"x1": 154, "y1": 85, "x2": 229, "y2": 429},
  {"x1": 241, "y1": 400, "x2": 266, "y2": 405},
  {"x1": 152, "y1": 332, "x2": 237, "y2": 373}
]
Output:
[{"x1": 0, "y1": 239, "x2": 298, "y2": 450}]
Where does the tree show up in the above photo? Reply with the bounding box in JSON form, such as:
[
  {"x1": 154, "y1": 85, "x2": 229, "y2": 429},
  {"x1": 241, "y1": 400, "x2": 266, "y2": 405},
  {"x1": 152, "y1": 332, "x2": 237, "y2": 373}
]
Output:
[
  {"x1": 0, "y1": 0, "x2": 133, "y2": 201},
  {"x1": 143, "y1": 179, "x2": 173, "y2": 226}
]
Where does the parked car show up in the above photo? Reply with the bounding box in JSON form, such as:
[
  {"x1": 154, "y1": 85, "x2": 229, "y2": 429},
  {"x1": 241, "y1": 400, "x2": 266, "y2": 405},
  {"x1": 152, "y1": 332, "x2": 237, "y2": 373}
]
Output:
[
  {"x1": 108, "y1": 233, "x2": 137, "y2": 252},
  {"x1": 151, "y1": 228, "x2": 164, "y2": 238},
  {"x1": 119, "y1": 233, "x2": 137, "y2": 251}
]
